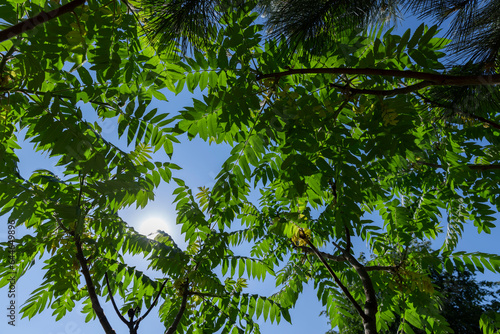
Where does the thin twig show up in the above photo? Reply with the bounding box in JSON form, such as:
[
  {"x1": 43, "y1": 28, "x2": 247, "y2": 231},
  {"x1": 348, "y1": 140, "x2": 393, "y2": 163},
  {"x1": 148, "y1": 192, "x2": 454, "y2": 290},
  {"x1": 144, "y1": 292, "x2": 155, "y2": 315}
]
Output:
[
  {"x1": 134, "y1": 279, "x2": 168, "y2": 328},
  {"x1": 0, "y1": 44, "x2": 16, "y2": 75},
  {"x1": 104, "y1": 272, "x2": 129, "y2": 325},
  {"x1": 300, "y1": 230, "x2": 367, "y2": 321}
]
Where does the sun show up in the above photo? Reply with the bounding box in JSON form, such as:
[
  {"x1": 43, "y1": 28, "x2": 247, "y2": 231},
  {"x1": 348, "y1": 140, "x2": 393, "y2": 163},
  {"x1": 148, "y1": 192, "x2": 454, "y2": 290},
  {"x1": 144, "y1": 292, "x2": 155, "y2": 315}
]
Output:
[{"x1": 137, "y1": 217, "x2": 170, "y2": 238}]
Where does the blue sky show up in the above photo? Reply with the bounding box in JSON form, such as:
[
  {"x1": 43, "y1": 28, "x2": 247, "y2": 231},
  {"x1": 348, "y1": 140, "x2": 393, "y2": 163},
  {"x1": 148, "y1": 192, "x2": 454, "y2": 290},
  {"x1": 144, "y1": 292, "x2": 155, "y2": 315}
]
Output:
[{"x1": 2, "y1": 13, "x2": 500, "y2": 334}]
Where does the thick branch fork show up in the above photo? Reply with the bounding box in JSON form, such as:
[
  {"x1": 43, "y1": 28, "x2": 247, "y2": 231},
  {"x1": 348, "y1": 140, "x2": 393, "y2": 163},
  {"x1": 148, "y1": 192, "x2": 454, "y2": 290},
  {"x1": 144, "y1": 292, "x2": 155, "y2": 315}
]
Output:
[
  {"x1": 299, "y1": 229, "x2": 379, "y2": 334},
  {"x1": 105, "y1": 272, "x2": 167, "y2": 334}
]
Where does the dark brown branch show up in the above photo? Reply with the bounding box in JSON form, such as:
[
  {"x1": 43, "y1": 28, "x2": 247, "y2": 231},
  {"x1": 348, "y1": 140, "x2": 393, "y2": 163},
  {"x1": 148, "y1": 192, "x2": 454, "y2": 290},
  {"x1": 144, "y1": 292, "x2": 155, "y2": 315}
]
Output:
[
  {"x1": 75, "y1": 238, "x2": 116, "y2": 334},
  {"x1": 467, "y1": 113, "x2": 500, "y2": 130},
  {"x1": 105, "y1": 270, "x2": 167, "y2": 333},
  {"x1": 257, "y1": 67, "x2": 500, "y2": 87},
  {"x1": 344, "y1": 224, "x2": 351, "y2": 254},
  {"x1": 331, "y1": 81, "x2": 433, "y2": 96},
  {"x1": 330, "y1": 97, "x2": 352, "y2": 121},
  {"x1": 0, "y1": 0, "x2": 87, "y2": 42},
  {"x1": 299, "y1": 230, "x2": 366, "y2": 322},
  {"x1": 365, "y1": 265, "x2": 397, "y2": 272},
  {"x1": 295, "y1": 245, "x2": 346, "y2": 262},
  {"x1": 466, "y1": 164, "x2": 500, "y2": 171},
  {"x1": 416, "y1": 92, "x2": 500, "y2": 131},
  {"x1": 339, "y1": 247, "x2": 378, "y2": 334},
  {"x1": 134, "y1": 279, "x2": 168, "y2": 329},
  {"x1": 165, "y1": 280, "x2": 189, "y2": 334},
  {"x1": 1, "y1": 88, "x2": 116, "y2": 109},
  {"x1": 417, "y1": 161, "x2": 500, "y2": 171},
  {"x1": 54, "y1": 215, "x2": 72, "y2": 235},
  {"x1": 188, "y1": 291, "x2": 220, "y2": 298},
  {"x1": 104, "y1": 272, "x2": 129, "y2": 325},
  {"x1": 0, "y1": 44, "x2": 16, "y2": 75}
]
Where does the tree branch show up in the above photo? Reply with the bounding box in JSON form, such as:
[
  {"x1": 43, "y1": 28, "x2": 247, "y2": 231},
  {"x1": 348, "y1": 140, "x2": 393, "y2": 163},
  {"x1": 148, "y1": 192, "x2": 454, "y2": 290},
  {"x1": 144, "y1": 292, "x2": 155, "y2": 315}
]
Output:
[
  {"x1": 257, "y1": 67, "x2": 500, "y2": 87},
  {"x1": 1, "y1": 88, "x2": 117, "y2": 109},
  {"x1": 134, "y1": 278, "x2": 168, "y2": 329},
  {"x1": 416, "y1": 92, "x2": 500, "y2": 131},
  {"x1": 188, "y1": 291, "x2": 221, "y2": 298},
  {"x1": 104, "y1": 272, "x2": 129, "y2": 326},
  {"x1": 0, "y1": 0, "x2": 87, "y2": 42},
  {"x1": 295, "y1": 245, "x2": 346, "y2": 262},
  {"x1": 299, "y1": 230, "x2": 367, "y2": 322},
  {"x1": 165, "y1": 280, "x2": 189, "y2": 334},
  {"x1": 340, "y1": 250, "x2": 378, "y2": 334},
  {"x1": 74, "y1": 238, "x2": 116, "y2": 334},
  {"x1": 416, "y1": 161, "x2": 500, "y2": 171},
  {"x1": 466, "y1": 113, "x2": 500, "y2": 130},
  {"x1": 331, "y1": 81, "x2": 433, "y2": 96},
  {"x1": 344, "y1": 224, "x2": 351, "y2": 254},
  {"x1": 365, "y1": 265, "x2": 397, "y2": 272}
]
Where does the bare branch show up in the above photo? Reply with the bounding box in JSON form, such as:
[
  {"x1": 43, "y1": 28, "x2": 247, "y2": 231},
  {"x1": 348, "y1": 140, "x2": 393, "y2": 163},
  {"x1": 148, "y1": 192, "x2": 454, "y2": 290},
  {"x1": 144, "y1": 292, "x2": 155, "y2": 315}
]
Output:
[
  {"x1": 54, "y1": 215, "x2": 72, "y2": 235},
  {"x1": 465, "y1": 113, "x2": 500, "y2": 130},
  {"x1": 344, "y1": 224, "x2": 351, "y2": 254}
]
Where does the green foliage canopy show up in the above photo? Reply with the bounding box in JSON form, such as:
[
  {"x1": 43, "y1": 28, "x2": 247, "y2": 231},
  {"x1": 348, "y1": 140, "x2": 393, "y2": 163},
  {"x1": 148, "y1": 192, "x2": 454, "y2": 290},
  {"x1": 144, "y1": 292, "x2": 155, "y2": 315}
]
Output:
[
  {"x1": 1, "y1": 1, "x2": 500, "y2": 334},
  {"x1": 168, "y1": 4, "x2": 500, "y2": 333}
]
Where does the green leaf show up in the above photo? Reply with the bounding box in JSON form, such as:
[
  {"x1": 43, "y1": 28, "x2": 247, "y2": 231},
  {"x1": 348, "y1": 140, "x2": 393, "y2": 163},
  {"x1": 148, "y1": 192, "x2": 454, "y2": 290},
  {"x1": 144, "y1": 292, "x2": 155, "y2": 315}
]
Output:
[
  {"x1": 77, "y1": 67, "x2": 93, "y2": 86},
  {"x1": 409, "y1": 49, "x2": 428, "y2": 67},
  {"x1": 152, "y1": 90, "x2": 168, "y2": 101},
  {"x1": 418, "y1": 25, "x2": 438, "y2": 48},
  {"x1": 407, "y1": 23, "x2": 425, "y2": 49}
]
